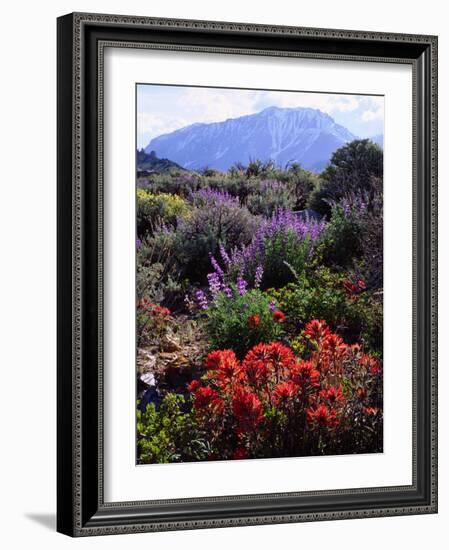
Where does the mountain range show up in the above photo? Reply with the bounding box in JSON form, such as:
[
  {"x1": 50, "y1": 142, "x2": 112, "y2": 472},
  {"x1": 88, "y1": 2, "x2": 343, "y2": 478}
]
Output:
[{"x1": 143, "y1": 106, "x2": 368, "y2": 172}]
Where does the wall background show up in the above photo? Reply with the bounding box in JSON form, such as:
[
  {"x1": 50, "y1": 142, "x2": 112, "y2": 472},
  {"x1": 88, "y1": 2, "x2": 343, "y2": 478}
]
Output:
[{"x1": 0, "y1": 1, "x2": 445, "y2": 548}]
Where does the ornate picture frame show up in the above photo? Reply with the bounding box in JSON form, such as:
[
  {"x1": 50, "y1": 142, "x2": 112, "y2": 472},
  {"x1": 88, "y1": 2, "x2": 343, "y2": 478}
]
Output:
[{"x1": 57, "y1": 12, "x2": 437, "y2": 536}]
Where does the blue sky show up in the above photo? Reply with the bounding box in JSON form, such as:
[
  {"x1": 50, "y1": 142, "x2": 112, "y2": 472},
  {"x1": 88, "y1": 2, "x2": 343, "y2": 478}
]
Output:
[{"x1": 137, "y1": 84, "x2": 384, "y2": 149}]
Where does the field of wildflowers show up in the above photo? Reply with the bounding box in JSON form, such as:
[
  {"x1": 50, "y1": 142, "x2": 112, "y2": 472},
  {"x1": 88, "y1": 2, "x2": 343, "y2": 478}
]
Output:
[{"x1": 136, "y1": 140, "x2": 384, "y2": 463}]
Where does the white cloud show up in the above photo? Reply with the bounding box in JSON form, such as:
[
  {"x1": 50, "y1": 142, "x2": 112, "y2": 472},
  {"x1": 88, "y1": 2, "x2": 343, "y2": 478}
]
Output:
[
  {"x1": 175, "y1": 87, "x2": 261, "y2": 123},
  {"x1": 137, "y1": 112, "x2": 188, "y2": 138},
  {"x1": 361, "y1": 106, "x2": 384, "y2": 122},
  {"x1": 362, "y1": 110, "x2": 378, "y2": 122},
  {"x1": 263, "y1": 91, "x2": 362, "y2": 114}
]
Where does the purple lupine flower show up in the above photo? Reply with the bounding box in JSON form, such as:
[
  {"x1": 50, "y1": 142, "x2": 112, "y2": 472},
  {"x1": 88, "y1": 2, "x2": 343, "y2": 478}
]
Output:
[
  {"x1": 217, "y1": 244, "x2": 247, "y2": 276},
  {"x1": 136, "y1": 237, "x2": 142, "y2": 250},
  {"x1": 205, "y1": 210, "x2": 327, "y2": 290},
  {"x1": 260, "y1": 179, "x2": 284, "y2": 193},
  {"x1": 219, "y1": 243, "x2": 231, "y2": 267},
  {"x1": 191, "y1": 188, "x2": 238, "y2": 206},
  {"x1": 210, "y1": 255, "x2": 224, "y2": 278},
  {"x1": 265, "y1": 210, "x2": 326, "y2": 245},
  {"x1": 207, "y1": 272, "x2": 222, "y2": 298},
  {"x1": 236, "y1": 275, "x2": 248, "y2": 296},
  {"x1": 343, "y1": 203, "x2": 352, "y2": 218},
  {"x1": 269, "y1": 300, "x2": 277, "y2": 312},
  {"x1": 195, "y1": 289, "x2": 209, "y2": 310},
  {"x1": 223, "y1": 286, "x2": 233, "y2": 298},
  {"x1": 228, "y1": 247, "x2": 247, "y2": 275},
  {"x1": 339, "y1": 192, "x2": 371, "y2": 218},
  {"x1": 254, "y1": 265, "x2": 264, "y2": 288},
  {"x1": 239, "y1": 209, "x2": 326, "y2": 271}
]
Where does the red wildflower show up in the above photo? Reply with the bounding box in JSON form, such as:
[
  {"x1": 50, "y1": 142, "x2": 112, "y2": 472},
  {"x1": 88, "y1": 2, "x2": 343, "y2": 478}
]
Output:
[
  {"x1": 343, "y1": 279, "x2": 366, "y2": 300},
  {"x1": 204, "y1": 350, "x2": 226, "y2": 370},
  {"x1": 306, "y1": 404, "x2": 338, "y2": 428},
  {"x1": 273, "y1": 381, "x2": 299, "y2": 406},
  {"x1": 204, "y1": 349, "x2": 237, "y2": 371},
  {"x1": 322, "y1": 333, "x2": 347, "y2": 358},
  {"x1": 290, "y1": 361, "x2": 320, "y2": 389},
  {"x1": 247, "y1": 314, "x2": 261, "y2": 329},
  {"x1": 153, "y1": 305, "x2": 170, "y2": 317},
  {"x1": 193, "y1": 386, "x2": 217, "y2": 408},
  {"x1": 137, "y1": 299, "x2": 170, "y2": 317},
  {"x1": 343, "y1": 279, "x2": 366, "y2": 296},
  {"x1": 272, "y1": 310, "x2": 286, "y2": 323},
  {"x1": 205, "y1": 349, "x2": 243, "y2": 390},
  {"x1": 193, "y1": 386, "x2": 223, "y2": 414},
  {"x1": 242, "y1": 358, "x2": 270, "y2": 387},
  {"x1": 359, "y1": 354, "x2": 382, "y2": 375},
  {"x1": 232, "y1": 447, "x2": 248, "y2": 460},
  {"x1": 137, "y1": 297, "x2": 152, "y2": 310},
  {"x1": 319, "y1": 386, "x2": 345, "y2": 405},
  {"x1": 343, "y1": 280, "x2": 358, "y2": 295},
  {"x1": 187, "y1": 379, "x2": 201, "y2": 393},
  {"x1": 304, "y1": 319, "x2": 331, "y2": 343},
  {"x1": 363, "y1": 406, "x2": 379, "y2": 416},
  {"x1": 232, "y1": 388, "x2": 264, "y2": 430},
  {"x1": 370, "y1": 362, "x2": 382, "y2": 376},
  {"x1": 243, "y1": 342, "x2": 296, "y2": 376}
]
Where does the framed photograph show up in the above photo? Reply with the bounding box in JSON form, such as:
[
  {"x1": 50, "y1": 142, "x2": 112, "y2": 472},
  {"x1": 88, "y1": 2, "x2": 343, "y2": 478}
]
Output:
[{"x1": 57, "y1": 12, "x2": 438, "y2": 536}]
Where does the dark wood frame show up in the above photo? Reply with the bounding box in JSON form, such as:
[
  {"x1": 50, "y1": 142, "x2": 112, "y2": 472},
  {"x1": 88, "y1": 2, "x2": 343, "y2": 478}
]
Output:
[{"x1": 57, "y1": 12, "x2": 438, "y2": 537}]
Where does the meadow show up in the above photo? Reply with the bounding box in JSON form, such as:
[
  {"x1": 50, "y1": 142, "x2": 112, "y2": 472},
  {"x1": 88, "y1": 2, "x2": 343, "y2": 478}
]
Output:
[{"x1": 136, "y1": 139, "x2": 383, "y2": 463}]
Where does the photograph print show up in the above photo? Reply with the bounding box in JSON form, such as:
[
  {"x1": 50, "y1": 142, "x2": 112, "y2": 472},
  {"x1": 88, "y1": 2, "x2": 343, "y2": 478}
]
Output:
[{"x1": 136, "y1": 84, "x2": 384, "y2": 465}]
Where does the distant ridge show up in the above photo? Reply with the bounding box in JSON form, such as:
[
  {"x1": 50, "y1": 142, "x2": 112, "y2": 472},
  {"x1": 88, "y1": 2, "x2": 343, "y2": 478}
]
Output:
[
  {"x1": 137, "y1": 149, "x2": 185, "y2": 174},
  {"x1": 144, "y1": 106, "x2": 359, "y2": 172}
]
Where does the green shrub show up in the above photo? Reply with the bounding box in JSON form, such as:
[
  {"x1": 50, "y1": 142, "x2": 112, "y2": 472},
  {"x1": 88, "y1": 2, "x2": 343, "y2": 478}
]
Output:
[
  {"x1": 267, "y1": 268, "x2": 347, "y2": 331},
  {"x1": 267, "y1": 267, "x2": 382, "y2": 355},
  {"x1": 352, "y1": 194, "x2": 383, "y2": 289},
  {"x1": 245, "y1": 180, "x2": 296, "y2": 217},
  {"x1": 202, "y1": 288, "x2": 284, "y2": 358},
  {"x1": 139, "y1": 172, "x2": 202, "y2": 197},
  {"x1": 137, "y1": 190, "x2": 191, "y2": 238},
  {"x1": 137, "y1": 394, "x2": 209, "y2": 464},
  {"x1": 314, "y1": 206, "x2": 362, "y2": 268},
  {"x1": 282, "y1": 163, "x2": 318, "y2": 210},
  {"x1": 262, "y1": 229, "x2": 312, "y2": 288},
  {"x1": 137, "y1": 233, "x2": 185, "y2": 307},
  {"x1": 138, "y1": 161, "x2": 317, "y2": 208},
  {"x1": 308, "y1": 139, "x2": 383, "y2": 216},
  {"x1": 172, "y1": 199, "x2": 258, "y2": 283},
  {"x1": 346, "y1": 292, "x2": 383, "y2": 355}
]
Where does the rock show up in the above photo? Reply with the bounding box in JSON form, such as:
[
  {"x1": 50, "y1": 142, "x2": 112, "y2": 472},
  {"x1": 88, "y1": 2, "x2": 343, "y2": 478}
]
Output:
[
  {"x1": 137, "y1": 349, "x2": 157, "y2": 375},
  {"x1": 143, "y1": 353, "x2": 157, "y2": 370},
  {"x1": 158, "y1": 351, "x2": 178, "y2": 365},
  {"x1": 140, "y1": 372, "x2": 156, "y2": 387},
  {"x1": 161, "y1": 334, "x2": 182, "y2": 352}
]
